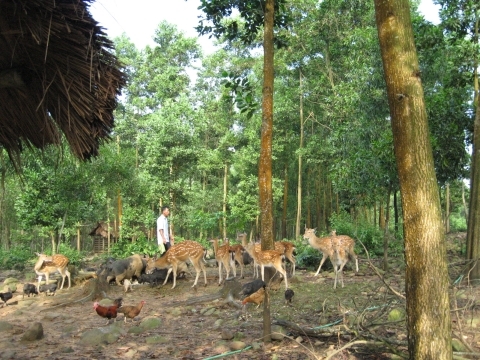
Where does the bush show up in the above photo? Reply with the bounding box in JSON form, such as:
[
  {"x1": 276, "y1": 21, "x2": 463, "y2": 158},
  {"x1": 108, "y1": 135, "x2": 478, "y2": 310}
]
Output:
[
  {"x1": 0, "y1": 245, "x2": 31, "y2": 270},
  {"x1": 110, "y1": 237, "x2": 159, "y2": 258},
  {"x1": 450, "y1": 213, "x2": 467, "y2": 232}
]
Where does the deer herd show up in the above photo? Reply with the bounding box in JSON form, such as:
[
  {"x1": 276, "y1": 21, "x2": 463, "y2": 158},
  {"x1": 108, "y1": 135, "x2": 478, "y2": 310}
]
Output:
[
  {"x1": 145, "y1": 227, "x2": 358, "y2": 291},
  {"x1": 32, "y1": 228, "x2": 359, "y2": 296}
]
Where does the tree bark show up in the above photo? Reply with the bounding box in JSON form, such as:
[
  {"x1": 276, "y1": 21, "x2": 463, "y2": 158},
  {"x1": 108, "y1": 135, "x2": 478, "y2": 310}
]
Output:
[
  {"x1": 466, "y1": 15, "x2": 480, "y2": 281},
  {"x1": 281, "y1": 163, "x2": 288, "y2": 239},
  {"x1": 374, "y1": 1, "x2": 452, "y2": 359},
  {"x1": 260, "y1": 0, "x2": 275, "y2": 344},
  {"x1": 295, "y1": 70, "x2": 304, "y2": 238}
]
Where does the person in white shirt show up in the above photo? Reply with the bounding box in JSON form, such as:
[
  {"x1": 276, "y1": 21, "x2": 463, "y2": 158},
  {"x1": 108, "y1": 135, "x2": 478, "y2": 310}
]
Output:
[{"x1": 157, "y1": 205, "x2": 174, "y2": 254}]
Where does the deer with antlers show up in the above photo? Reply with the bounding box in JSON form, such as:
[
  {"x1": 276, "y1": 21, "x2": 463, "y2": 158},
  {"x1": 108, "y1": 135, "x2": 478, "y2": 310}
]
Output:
[
  {"x1": 246, "y1": 242, "x2": 288, "y2": 290},
  {"x1": 145, "y1": 240, "x2": 207, "y2": 289},
  {"x1": 34, "y1": 253, "x2": 71, "y2": 290}
]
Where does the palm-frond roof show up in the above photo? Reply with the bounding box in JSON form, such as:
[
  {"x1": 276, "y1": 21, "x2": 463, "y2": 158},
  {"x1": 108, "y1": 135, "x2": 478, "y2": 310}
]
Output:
[{"x1": 0, "y1": 0, "x2": 125, "y2": 162}]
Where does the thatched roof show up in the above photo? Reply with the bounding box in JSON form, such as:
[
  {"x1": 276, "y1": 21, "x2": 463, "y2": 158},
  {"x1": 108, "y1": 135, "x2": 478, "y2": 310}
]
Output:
[
  {"x1": 89, "y1": 221, "x2": 118, "y2": 238},
  {"x1": 0, "y1": 0, "x2": 125, "y2": 161}
]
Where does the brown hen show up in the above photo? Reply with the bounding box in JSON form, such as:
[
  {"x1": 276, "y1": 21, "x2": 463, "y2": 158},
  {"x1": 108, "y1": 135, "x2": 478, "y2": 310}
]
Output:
[
  {"x1": 241, "y1": 286, "x2": 265, "y2": 309},
  {"x1": 118, "y1": 300, "x2": 146, "y2": 323}
]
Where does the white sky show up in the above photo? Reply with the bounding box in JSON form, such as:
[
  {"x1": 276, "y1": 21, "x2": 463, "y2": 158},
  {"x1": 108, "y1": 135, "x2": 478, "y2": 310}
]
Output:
[{"x1": 90, "y1": 0, "x2": 440, "y2": 53}]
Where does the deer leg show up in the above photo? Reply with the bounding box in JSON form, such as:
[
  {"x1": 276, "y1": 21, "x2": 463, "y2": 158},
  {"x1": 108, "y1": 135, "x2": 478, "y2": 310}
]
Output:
[
  {"x1": 261, "y1": 265, "x2": 265, "y2": 282},
  {"x1": 218, "y1": 262, "x2": 223, "y2": 285},
  {"x1": 192, "y1": 260, "x2": 201, "y2": 287},
  {"x1": 163, "y1": 268, "x2": 173, "y2": 286},
  {"x1": 315, "y1": 254, "x2": 328, "y2": 276},
  {"x1": 171, "y1": 264, "x2": 178, "y2": 289},
  {"x1": 66, "y1": 269, "x2": 71, "y2": 289}
]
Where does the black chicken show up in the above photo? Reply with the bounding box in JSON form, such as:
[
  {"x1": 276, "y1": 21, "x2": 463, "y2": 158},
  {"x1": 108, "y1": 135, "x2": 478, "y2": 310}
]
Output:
[
  {"x1": 0, "y1": 290, "x2": 13, "y2": 306},
  {"x1": 284, "y1": 289, "x2": 294, "y2": 305},
  {"x1": 239, "y1": 279, "x2": 266, "y2": 297}
]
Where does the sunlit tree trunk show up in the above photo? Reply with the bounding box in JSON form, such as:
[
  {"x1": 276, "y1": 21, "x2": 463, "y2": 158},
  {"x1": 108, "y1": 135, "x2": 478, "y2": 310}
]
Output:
[
  {"x1": 223, "y1": 163, "x2": 228, "y2": 240},
  {"x1": 374, "y1": 1, "x2": 452, "y2": 358},
  {"x1": 282, "y1": 163, "x2": 288, "y2": 239}
]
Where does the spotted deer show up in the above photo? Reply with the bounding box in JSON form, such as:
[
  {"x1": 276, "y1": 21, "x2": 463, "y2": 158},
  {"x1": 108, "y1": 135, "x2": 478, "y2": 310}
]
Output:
[
  {"x1": 246, "y1": 242, "x2": 288, "y2": 290},
  {"x1": 303, "y1": 228, "x2": 358, "y2": 279},
  {"x1": 331, "y1": 237, "x2": 348, "y2": 289},
  {"x1": 34, "y1": 253, "x2": 71, "y2": 290},
  {"x1": 210, "y1": 238, "x2": 235, "y2": 285},
  {"x1": 145, "y1": 240, "x2": 207, "y2": 289},
  {"x1": 229, "y1": 243, "x2": 246, "y2": 278}
]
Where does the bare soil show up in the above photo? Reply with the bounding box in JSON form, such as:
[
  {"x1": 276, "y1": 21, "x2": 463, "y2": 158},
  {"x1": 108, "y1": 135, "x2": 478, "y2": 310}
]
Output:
[{"x1": 0, "y1": 233, "x2": 479, "y2": 360}]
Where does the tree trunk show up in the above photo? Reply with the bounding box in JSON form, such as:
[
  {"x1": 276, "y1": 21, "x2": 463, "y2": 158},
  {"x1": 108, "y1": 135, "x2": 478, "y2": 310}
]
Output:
[
  {"x1": 466, "y1": 17, "x2": 480, "y2": 281},
  {"x1": 374, "y1": 1, "x2": 452, "y2": 359},
  {"x1": 223, "y1": 163, "x2": 228, "y2": 240},
  {"x1": 295, "y1": 70, "x2": 304, "y2": 239},
  {"x1": 393, "y1": 190, "x2": 399, "y2": 233},
  {"x1": 281, "y1": 163, "x2": 288, "y2": 239},
  {"x1": 383, "y1": 184, "x2": 392, "y2": 271},
  {"x1": 445, "y1": 183, "x2": 450, "y2": 234},
  {"x1": 260, "y1": 0, "x2": 275, "y2": 344}
]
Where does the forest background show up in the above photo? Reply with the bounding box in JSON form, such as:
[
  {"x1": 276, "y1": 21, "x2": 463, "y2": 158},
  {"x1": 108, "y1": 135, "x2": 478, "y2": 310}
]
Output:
[{"x1": 0, "y1": 0, "x2": 475, "y2": 269}]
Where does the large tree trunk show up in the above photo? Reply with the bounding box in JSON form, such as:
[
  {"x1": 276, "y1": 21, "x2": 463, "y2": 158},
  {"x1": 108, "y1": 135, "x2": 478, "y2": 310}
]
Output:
[
  {"x1": 260, "y1": 0, "x2": 275, "y2": 344},
  {"x1": 466, "y1": 18, "x2": 480, "y2": 281},
  {"x1": 374, "y1": 1, "x2": 452, "y2": 359}
]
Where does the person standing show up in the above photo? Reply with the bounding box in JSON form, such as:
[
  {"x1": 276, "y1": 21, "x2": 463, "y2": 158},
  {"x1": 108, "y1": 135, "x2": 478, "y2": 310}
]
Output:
[{"x1": 157, "y1": 205, "x2": 174, "y2": 253}]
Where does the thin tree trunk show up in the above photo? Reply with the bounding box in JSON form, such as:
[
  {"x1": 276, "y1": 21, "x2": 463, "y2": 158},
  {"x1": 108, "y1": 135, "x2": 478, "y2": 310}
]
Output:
[
  {"x1": 466, "y1": 15, "x2": 480, "y2": 281},
  {"x1": 260, "y1": 0, "x2": 275, "y2": 344},
  {"x1": 394, "y1": 190, "x2": 399, "y2": 233},
  {"x1": 223, "y1": 163, "x2": 228, "y2": 240},
  {"x1": 462, "y1": 181, "x2": 468, "y2": 224},
  {"x1": 445, "y1": 183, "x2": 450, "y2": 234},
  {"x1": 295, "y1": 70, "x2": 304, "y2": 239},
  {"x1": 282, "y1": 163, "x2": 288, "y2": 239},
  {"x1": 374, "y1": 1, "x2": 452, "y2": 358},
  {"x1": 383, "y1": 183, "x2": 392, "y2": 271}
]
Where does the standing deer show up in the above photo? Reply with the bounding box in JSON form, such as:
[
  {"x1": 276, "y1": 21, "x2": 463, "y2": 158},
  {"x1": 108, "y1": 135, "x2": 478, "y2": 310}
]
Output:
[
  {"x1": 145, "y1": 240, "x2": 207, "y2": 289},
  {"x1": 246, "y1": 242, "x2": 288, "y2": 290},
  {"x1": 303, "y1": 228, "x2": 358, "y2": 284},
  {"x1": 330, "y1": 237, "x2": 349, "y2": 289},
  {"x1": 210, "y1": 238, "x2": 234, "y2": 285},
  {"x1": 34, "y1": 253, "x2": 71, "y2": 290},
  {"x1": 229, "y1": 243, "x2": 246, "y2": 278}
]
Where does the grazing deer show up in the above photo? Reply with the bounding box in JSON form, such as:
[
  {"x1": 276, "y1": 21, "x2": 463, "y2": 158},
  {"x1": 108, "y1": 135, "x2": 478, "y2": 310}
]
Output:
[
  {"x1": 34, "y1": 253, "x2": 71, "y2": 290},
  {"x1": 210, "y1": 238, "x2": 235, "y2": 285},
  {"x1": 145, "y1": 240, "x2": 207, "y2": 289},
  {"x1": 246, "y1": 242, "x2": 288, "y2": 290}
]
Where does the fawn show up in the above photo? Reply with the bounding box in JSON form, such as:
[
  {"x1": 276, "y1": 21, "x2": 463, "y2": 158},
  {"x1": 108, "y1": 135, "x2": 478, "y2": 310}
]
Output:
[
  {"x1": 210, "y1": 238, "x2": 235, "y2": 285},
  {"x1": 246, "y1": 242, "x2": 288, "y2": 290},
  {"x1": 34, "y1": 253, "x2": 71, "y2": 290},
  {"x1": 145, "y1": 240, "x2": 207, "y2": 289}
]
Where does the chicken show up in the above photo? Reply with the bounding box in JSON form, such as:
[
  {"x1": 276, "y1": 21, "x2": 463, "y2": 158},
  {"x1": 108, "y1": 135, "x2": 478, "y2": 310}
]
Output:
[
  {"x1": 242, "y1": 286, "x2": 265, "y2": 309},
  {"x1": 0, "y1": 290, "x2": 13, "y2": 306},
  {"x1": 239, "y1": 279, "x2": 265, "y2": 297},
  {"x1": 284, "y1": 289, "x2": 294, "y2": 305},
  {"x1": 93, "y1": 297, "x2": 123, "y2": 325},
  {"x1": 117, "y1": 300, "x2": 146, "y2": 323}
]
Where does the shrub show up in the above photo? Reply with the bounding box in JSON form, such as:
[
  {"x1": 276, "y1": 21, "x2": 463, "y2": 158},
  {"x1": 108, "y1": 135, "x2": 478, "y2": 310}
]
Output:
[
  {"x1": 0, "y1": 245, "x2": 31, "y2": 270},
  {"x1": 110, "y1": 237, "x2": 159, "y2": 258}
]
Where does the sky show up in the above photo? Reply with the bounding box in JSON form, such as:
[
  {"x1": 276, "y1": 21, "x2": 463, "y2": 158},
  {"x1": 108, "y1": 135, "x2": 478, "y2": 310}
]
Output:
[{"x1": 90, "y1": 0, "x2": 441, "y2": 54}]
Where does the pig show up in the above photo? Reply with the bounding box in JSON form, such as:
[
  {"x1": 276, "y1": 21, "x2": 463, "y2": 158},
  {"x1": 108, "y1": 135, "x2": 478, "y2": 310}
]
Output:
[
  {"x1": 39, "y1": 283, "x2": 57, "y2": 296},
  {"x1": 98, "y1": 254, "x2": 146, "y2": 286},
  {"x1": 23, "y1": 283, "x2": 39, "y2": 298}
]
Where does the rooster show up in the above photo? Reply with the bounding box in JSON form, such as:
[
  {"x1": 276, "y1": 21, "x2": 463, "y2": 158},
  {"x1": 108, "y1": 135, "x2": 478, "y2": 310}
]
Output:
[
  {"x1": 93, "y1": 297, "x2": 123, "y2": 325},
  {"x1": 117, "y1": 300, "x2": 146, "y2": 323},
  {"x1": 241, "y1": 286, "x2": 265, "y2": 309}
]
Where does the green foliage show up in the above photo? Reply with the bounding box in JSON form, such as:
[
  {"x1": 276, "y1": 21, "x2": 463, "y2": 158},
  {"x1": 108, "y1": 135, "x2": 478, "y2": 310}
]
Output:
[
  {"x1": 0, "y1": 245, "x2": 31, "y2": 270},
  {"x1": 329, "y1": 211, "x2": 384, "y2": 256},
  {"x1": 56, "y1": 243, "x2": 85, "y2": 265},
  {"x1": 450, "y1": 213, "x2": 467, "y2": 232},
  {"x1": 110, "y1": 238, "x2": 159, "y2": 258}
]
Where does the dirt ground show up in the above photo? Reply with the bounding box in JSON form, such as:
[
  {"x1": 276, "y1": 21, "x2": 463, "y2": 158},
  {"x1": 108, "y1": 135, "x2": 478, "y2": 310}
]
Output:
[{"x1": 0, "y1": 233, "x2": 479, "y2": 360}]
